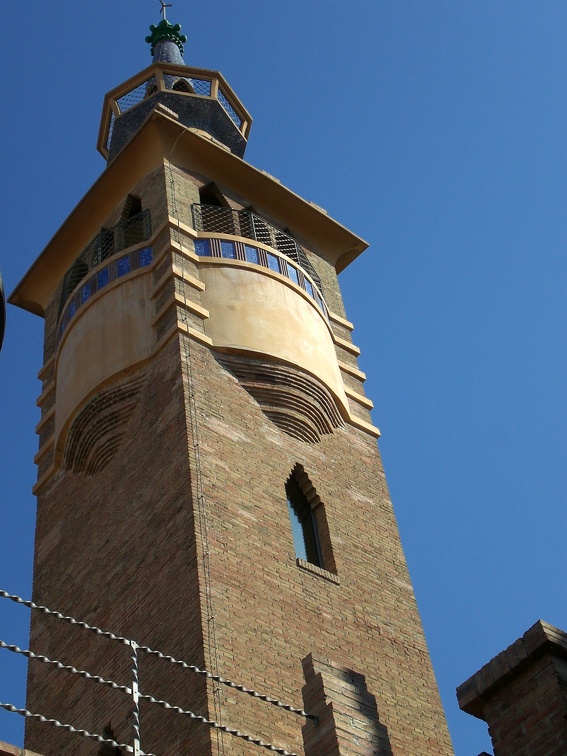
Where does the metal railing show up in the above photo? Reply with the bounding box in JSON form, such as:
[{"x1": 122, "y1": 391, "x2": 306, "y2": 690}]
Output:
[
  {"x1": 59, "y1": 210, "x2": 151, "y2": 317},
  {"x1": 57, "y1": 247, "x2": 154, "y2": 341},
  {"x1": 191, "y1": 204, "x2": 324, "y2": 296},
  {"x1": 102, "y1": 64, "x2": 250, "y2": 154}
]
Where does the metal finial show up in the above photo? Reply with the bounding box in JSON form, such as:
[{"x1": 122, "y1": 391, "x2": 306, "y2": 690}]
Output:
[
  {"x1": 159, "y1": 0, "x2": 172, "y2": 20},
  {"x1": 146, "y1": 10, "x2": 187, "y2": 56}
]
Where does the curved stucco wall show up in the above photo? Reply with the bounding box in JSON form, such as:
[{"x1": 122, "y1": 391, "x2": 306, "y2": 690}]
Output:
[
  {"x1": 55, "y1": 275, "x2": 154, "y2": 443},
  {"x1": 199, "y1": 263, "x2": 349, "y2": 415}
]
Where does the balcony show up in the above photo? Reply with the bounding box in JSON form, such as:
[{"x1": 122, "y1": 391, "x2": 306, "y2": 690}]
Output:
[
  {"x1": 191, "y1": 204, "x2": 325, "y2": 298},
  {"x1": 98, "y1": 62, "x2": 252, "y2": 161},
  {"x1": 58, "y1": 210, "x2": 152, "y2": 320}
]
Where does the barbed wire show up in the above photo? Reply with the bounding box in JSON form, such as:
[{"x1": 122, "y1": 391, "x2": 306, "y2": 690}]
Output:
[
  {"x1": 0, "y1": 639, "x2": 300, "y2": 756},
  {"x1": 0, "y1": 589, "x2": 314, "y2": 719},
  {"x1": 0, "y1": 638, "x2": 131, "y2": 694},
  {"x1": 0, "y1": 701, "x2": 157, "y2": 755},
  {"x1": 1, "y1": 592, "x2": 312, "y2": 755},
  {"x1": 138, "y1": 691, "x2": 300, "y2": 756}
]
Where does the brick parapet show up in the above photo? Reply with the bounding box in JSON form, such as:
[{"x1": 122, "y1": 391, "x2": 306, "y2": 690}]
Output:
[
  {"x1": 457, "y1": 620, "x2": 567, "y2": 719},
  {"x1": 301, "y1": 654, "x2": 394, "y2": 755},
  {"x1": 457, "y1": 620, "x2": 567, "y2": 755}
]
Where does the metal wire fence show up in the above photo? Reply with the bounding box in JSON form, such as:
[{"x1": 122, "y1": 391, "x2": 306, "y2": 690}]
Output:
[
  {"x1": 0, "y1": 589, "x2": 312, "y2": 756},
  {"x1": 110, "y1": 69, "x2": 240, "y2": 123}
]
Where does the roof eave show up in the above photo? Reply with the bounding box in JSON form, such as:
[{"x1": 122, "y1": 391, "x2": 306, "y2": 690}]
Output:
[{"x1": 10, "y1": 109, "x2": 368, "y2": 316}]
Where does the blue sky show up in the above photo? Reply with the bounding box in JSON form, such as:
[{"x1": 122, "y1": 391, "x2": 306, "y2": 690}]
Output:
[{"x1": 2, "y1": 2, "x2": 567, "y2": 754}]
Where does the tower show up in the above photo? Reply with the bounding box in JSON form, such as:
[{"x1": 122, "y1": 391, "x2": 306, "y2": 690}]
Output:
[{"x1": 9, "y1": 14, "x2": 453, "y2": 756}]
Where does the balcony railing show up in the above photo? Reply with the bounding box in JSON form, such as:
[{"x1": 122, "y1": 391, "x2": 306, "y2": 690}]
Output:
[
  {"x1": 191, "y1": 204, "x2": 324, "y2": 296},
  {"x1": 99, "y1": 63, "x2": 252, "y2": 158},
  {"x1": 59, "y1": 209, "x2": 152, "y2": 317},
  {"x1": 194, "y1": 238, "x2": 329, "y2": 321},
  {"x1": 58, "y1": 247, "x2": 154, "y2": 341}
]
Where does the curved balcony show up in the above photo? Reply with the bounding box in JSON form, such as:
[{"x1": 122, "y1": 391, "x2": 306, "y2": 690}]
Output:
[
  {"x1": 57, "y1": 245, "x2": 154, "y2": 342},
  {"x1": 194, "y1": 236, "x2": 328, "y2": 321},
  {"x1": 192, "y1": 203, "x2": 325, "y2": 299},
  {"x1": 58, "y1": 209, "x2": 152, "y2": 323}
]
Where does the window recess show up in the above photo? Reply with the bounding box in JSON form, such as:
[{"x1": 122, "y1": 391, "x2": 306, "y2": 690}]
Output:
[{"x1": 285, "y1": 466, "x2": 337, "y2": 577}]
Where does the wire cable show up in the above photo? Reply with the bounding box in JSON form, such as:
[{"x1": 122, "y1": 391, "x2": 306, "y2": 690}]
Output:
[
  {"x1": 0, "y1": 637, "x2": 303, "y2": 755},
  {"x1": 0, "y1": 701, "x2": 157, "y2": 756},
  {"x1": 166, "y1": 132, "x2": 226, "y2": 754},
  {"x1": 0, "y1": 589, "x2": 314, "y2": 720}
]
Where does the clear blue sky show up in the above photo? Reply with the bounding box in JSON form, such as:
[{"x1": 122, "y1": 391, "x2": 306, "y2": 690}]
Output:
[{"x1": 2, "y1": 2, "x2": 567, "y2": 754}]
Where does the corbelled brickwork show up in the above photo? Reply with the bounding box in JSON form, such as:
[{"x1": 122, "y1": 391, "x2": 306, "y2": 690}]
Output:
[{"x1": 458, "y1": 620, "x2": 567, "y2": 755}]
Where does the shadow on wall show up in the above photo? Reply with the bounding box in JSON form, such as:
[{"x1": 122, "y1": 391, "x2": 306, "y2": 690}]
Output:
[{"x1": 302, "y1": 654, "x2": 393, "y2": 755}]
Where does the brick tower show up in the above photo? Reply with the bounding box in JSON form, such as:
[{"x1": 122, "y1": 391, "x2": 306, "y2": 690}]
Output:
[{"x1": 10, "y1": 14, "x2": 453, "y2": 756}]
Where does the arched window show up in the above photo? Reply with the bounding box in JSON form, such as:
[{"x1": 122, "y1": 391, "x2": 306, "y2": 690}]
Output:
[
  {"x1": 121, "y1": 194, "x2": 142, "y2": 221},
  {"x1": 285, "y1": 466, "x2": 337, "y2": 576},
  {"x1": 172, "y1": 77, "x2": 194, "y2": 93},
  {"x1": 286, "y1": 473, "x2": 323, "y2": 567}
]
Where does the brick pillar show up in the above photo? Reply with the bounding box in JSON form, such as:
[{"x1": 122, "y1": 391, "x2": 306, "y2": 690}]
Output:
[
  {"x1": 301, "y1": 654, "x2": 393, "y2": 755},
  {"x1": 457, "y1": 620, "x2": 567, "y2": 756}
]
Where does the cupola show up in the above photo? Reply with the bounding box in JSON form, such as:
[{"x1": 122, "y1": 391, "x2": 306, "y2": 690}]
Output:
[{"x1": 98, "y1": 16, "x2": 252, "y2": 162}]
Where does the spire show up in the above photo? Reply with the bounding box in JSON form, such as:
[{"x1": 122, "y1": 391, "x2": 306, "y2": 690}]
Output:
[
  {"x1": 146, "y1": 15, "x2": 187, "y2": 65},
  {"x1": 98, "y1": 4, "x2": 250, "y2": 162}
]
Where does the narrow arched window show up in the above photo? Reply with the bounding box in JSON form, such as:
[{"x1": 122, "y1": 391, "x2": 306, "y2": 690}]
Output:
[{"x1": 286, "y1": 473, "x2": 323, "y2": 568}]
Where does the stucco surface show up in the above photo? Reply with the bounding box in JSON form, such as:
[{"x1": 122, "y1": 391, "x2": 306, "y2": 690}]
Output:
[
  {"x1": 55, "y1": 275, "x2": 154, "y2": 441},
  {"x1": 199, "y1": 263, "x2": 349, "y2": 415}
]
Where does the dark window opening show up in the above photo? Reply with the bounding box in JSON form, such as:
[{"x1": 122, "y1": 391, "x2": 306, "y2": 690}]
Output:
[
  {"x1": 121, "y1": 195, "x2": 142, "y2": 221},
  {"x1": 172, "y1": 77, "x2": 194, "y2": 93},
  {"x1": 286, "y1": 473, "x2": 323, "y2": 568},
  {"x1": 198, "y1": 184, "x2": 236, "y2": 234},
  {"x1": 199, "y1": 183, "x2": 227, "y2": 207}
]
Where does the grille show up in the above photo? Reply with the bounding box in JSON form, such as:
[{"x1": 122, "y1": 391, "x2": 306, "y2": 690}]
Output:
[
  {"x1": 191, "y1": 204, "x2": 323, "y2": 295},
  {"x1": 59, "y1": 210, "x2": 152, "y2": 316},
  {"x1": 117, "y1": 78, "x2": 157, "y2": 113},
  {"x1": 217, "y1": 89, "x2": 242, "y2": 128},
  {"x1": 162, "y1": 75, "x2": 211, "y2": 96}
]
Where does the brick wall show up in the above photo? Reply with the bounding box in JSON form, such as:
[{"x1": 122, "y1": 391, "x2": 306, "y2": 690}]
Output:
[
  {"x1": 457, "y1": 620, "x2": 567, "y2": 756},
  {"x1": 24, "y1": 165, "x2": 452, "y2": 755},
  {"x1": 26, "y1": 336, "x2": 213, "y2": 755},
  {"x1": 180, "y1": 340, "x2": 452, "y2": 755}
]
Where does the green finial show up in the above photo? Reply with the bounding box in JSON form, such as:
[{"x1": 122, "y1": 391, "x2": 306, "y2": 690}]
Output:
[{"x1": 145, "y1": 19, "x2": 187, "y2": 56}]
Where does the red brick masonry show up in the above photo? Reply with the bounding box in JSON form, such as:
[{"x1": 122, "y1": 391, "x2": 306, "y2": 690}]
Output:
[{"x1": 457, "y1": 620, "x2": 567, "y2": 756}]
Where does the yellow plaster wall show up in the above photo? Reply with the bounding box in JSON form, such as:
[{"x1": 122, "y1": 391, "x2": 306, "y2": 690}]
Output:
[
  {"x1": 55, "y1": 276, "x2": 154, "y2": 442},
  {"x1": 199, "y1": 263, "x2": 349, "y2": 415}
]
